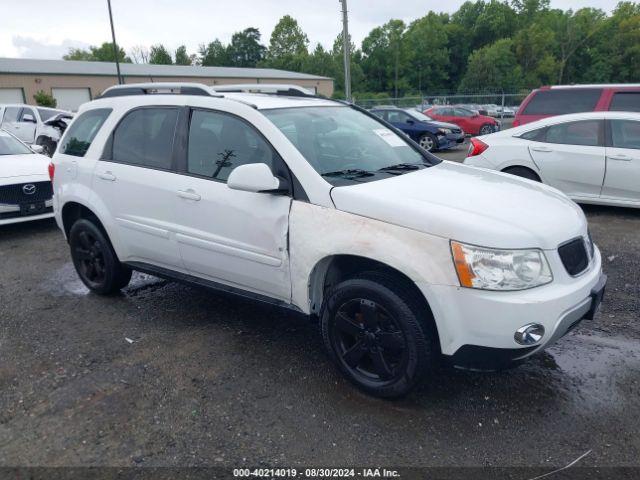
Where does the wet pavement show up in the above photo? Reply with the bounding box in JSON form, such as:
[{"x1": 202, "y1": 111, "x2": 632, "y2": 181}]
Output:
[{"x1": 0, "y1": 201, "x2": 639, "y2": 469}]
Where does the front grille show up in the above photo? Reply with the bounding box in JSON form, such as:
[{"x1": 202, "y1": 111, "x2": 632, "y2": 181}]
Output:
[
  {"x1": 0, "y1": 181, "x2": 53, "y2": 205},
  {"x1": 451, "y1": 128, "x2": 462, "y2": 134},
  {"x1": 558, "y1": 238, "x2": 589, "y2": 276}
]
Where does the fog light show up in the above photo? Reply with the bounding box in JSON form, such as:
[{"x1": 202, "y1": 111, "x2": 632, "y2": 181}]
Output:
[{"x1": 514, "y1": 323, "x2": 545, "y2": 345}]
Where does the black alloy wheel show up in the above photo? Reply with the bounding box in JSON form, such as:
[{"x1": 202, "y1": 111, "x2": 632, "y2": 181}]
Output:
[{"x1": 69, "y1": 219, "x2": 131, "y2": 294}]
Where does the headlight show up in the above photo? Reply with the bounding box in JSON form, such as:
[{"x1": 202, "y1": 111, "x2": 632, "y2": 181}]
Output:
[
  {"x1": 451, "y1": 241, "x2": 552, "y2": 291},
  {"x1": 438, "y1": 128, "x2": 452, "y2": 135}
]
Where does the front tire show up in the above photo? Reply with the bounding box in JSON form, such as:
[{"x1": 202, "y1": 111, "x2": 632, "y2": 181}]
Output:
[
  {"x1": 69, "y1": 219, "x2": 132, "y2": 295},
  {"x1": 320, "y1": 272, "x2": 435, "y2": 398},
  {"x1": 418, "y1": 133, "x2": 438, "y2": 152}
]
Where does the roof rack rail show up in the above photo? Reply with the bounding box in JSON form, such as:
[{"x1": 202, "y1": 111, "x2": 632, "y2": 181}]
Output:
[
  {"x1": 99, "y1": 82, "x2": 222, "y2": 99},
  {"x1": 212, "y1": 83, "x2": 316, "y2": 97}
]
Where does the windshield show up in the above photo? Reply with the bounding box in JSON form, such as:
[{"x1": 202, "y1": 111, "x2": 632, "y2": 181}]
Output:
[
  {"x1": 405, "y1": 109, "x2": 433, "y2": 122},
  {"x1": 262, "y1": 106, "x2": 439, "y2": 183},
  {"x1": 0, "y1": 132, "x2": 32, "y2": 155},
  {"x1": 38, "y1": 108, "x2": 63, "y2": 122}
]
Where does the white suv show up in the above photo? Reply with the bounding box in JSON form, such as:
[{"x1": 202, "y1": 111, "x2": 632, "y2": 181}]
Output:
[{"x1": 51, "y1": 83, "x2": 606, "y2": 398}]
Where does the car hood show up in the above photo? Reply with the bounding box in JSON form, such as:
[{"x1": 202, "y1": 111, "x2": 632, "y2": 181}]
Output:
[
  {"x1": 0, "y1": 154, "x2": 50, "y2": 180},
  {"x1": 330, "y1": 161, "x2": 587, "y2": 250}
]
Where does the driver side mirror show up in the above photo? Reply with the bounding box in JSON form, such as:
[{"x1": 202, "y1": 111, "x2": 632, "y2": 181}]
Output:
[
  {"x1": 31, "y1": 144, "x2": 45, "y2": 154},
  {"x1": 22, "y1": 113, "x2": 36, "y2": 123},
  {"x1": 227, "y1": 163, "x2": 288, "y2": 194},
  {"x1": 406, "y1": 119, "x2": 415, "y2": 125}
]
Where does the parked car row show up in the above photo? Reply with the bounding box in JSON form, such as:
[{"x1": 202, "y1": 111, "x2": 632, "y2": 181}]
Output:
[{"x1": 0, "y1": 103, "x2": 73, "y2": 156}]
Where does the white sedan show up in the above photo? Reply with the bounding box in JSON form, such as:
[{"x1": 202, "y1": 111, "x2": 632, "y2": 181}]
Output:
[
  {"x1": 0, "y1": 129, "x2": 54, "y2": 225},
  {"x1": 464, "y1": 111, "x2": 640, "y2": 208}
]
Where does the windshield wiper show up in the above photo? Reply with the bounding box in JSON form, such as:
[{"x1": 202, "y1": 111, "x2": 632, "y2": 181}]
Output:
[
  {"x1": 321, "y1": 168, "x2": 374, "y2": 178},
  {"x1": 377, "y1": 163, "x2": 424, "y2": 172}
]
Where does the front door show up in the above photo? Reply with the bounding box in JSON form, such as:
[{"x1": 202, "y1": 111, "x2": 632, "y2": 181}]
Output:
[
  {"x1": 528, "y1": 119, "x2": 606, "y2": 198},
  {"x1": 602, "y1": 119, "x2": 640, "y2": 203},
  {"x1": 1, "y1": 107, "x2": 35, "y2": 143},
  {"x1": 171, "y1": 108, "x2": 292, "y2": 301}
]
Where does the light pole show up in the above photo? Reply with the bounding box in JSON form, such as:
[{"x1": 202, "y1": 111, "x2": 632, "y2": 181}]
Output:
[
  {"x1": 107, "y1": 0, "x2": 123, "y2": 85},
  {"x1": 339, "y1": 0, "x2": 352, "y2": 102}
]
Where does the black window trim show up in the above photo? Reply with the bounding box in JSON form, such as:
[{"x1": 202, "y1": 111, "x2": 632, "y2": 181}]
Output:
[
  {"x1": 175, "y1": 106, "x2": 302, "y2": 199},
  {"x1": 100, "y1": 105, "x2": 180, "y2": 173}
]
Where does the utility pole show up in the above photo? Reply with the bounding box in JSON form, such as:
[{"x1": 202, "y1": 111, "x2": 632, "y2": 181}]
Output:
[
  {"x1": 107, "y1": 0, "x2": 123, "y2": 85},
  {"x1": 339, "y1": 0, "x2": 352, "y2": 102}
]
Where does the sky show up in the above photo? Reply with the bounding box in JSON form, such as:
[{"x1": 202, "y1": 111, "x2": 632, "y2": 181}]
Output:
[{"x1": 0, "y1": 0, "x2": 624, "y2": 60}]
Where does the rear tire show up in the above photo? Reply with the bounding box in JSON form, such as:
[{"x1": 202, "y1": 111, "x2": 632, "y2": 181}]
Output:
[
  {"x1": 478, "y1": 124, "x2": 494, "y2": 136},
  {"x1": 320, "y1": 272, "x2": 435, "y2": 398},
  {"x1": 418, "y1": 133, "x2": 438, "y2": 152},
  {"x1": 69, "y1": 219, "x2": 132, "y2": 295},
  {"x1": 502, "y1": 166, "x2": 541, "y2": 182}
]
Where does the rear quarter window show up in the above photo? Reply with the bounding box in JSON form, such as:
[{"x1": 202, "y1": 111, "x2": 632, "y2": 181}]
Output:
[
  {"x1": 60, "y1": 108, "x2": 112, "y2": 157},
  {"x1": 610, "y1": 92, "x2": 640, "y2": 112},
  {"x1": 523, "y1": 89, "x2": 603, "y2": 115}
]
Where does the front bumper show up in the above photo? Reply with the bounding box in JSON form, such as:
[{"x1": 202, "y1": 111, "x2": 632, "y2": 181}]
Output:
[
  {"x1": 418, "y1": 246, "x2": 605, "y2": 368},
  {"x1": 437, "y1": 133, "x2": 465, "y2": 150},
  {"x1": 0, "y1": 199, "x2": 54, "y2": 225}
]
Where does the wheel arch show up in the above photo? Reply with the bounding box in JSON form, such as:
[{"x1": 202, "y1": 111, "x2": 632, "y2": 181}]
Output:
[
  {"x1": 500, "y1": 164, "x2": 542, "y2": 182},
  {"x1": 61, "y1": 201, "x2": 108, "y2": 241},
  {"x1": 307, "y1": 254, "x2": 439, "y2": 344}
]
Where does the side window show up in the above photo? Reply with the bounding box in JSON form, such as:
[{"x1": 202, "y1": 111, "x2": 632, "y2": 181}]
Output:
[
  {"x1": 523, "y1": 89, "x2": 602, "y2": 115},
  {"x1": 454, "y1": 108, "x2": 472, "y2": 117},
  {"x1": 112, "y1": 108, "x2": 178, "y2": 170},
  {"x1": 2, "y1": 107, "x2": 21, "y2": 123},
  {"x1": 19, "y1": 108, "x2": 36, "y2": 123},
  {"x1": 610, "y1": 93, "x2": 640, "y2": 112},
  {"x1": 60, "y1": 108, "x2": 112, "y2": 157},
  {"x1": 519, "y1": 127, "x2": 546, "y2": 141},
  {"x1": 610, "y1": 120, "x2": 640, "y2": 150},
  {"x1": 371, "y1": 111, "x2": 387, "y2": 121},
  {"x1": 544, "y1": 120, "x2": 602, "y2": 147},
  {"x1": 187, "y1": 109, "x2": 275, "y2": 182},
  {"x1": 387, "y1": 111, "x2": 410, "y2": 123}
]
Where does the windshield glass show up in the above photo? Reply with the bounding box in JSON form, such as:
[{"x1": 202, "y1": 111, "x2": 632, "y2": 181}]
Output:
[
  {"x1": 262, "y1": 106, "x2": 439, "y2": 181},
  {"x1": 0, "y1": 132, "x2": 32, "y2": 155},
  {"x1": 37, "y1": 108, "x2": 62, "y2": 122},
  {"x1": 405, "y1": 109, "x2": 433, "y2": 122}
]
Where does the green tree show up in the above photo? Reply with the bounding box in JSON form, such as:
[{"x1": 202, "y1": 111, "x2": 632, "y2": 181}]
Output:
[
  {"x1": 403, "y1": 13, "x2": 450, "y2": 92},
  {"x1": 33, "y1": 90, "x2": 57, "y2": 107},
  {"x1": 459, "y1": 38, "x2": 522, "y2": 92},
  {"x1": 149, "y1": 44, "x2": 173, "y2": 65},
  {"x1": 199, "y1": 40, "x2": 231, "y2": 66},
  {"x1": 64, "y1": 42, "x2": 131, "y2": 62},
  {"x1": 174, "y1": 45, "x2": 192, "y2": 65},
  {"x1": 264, "y1": 15, "x2": 309, "y2": 70},
  {"x1": 228, "y1": 28, "x2": 266, "y2": 67},
  {"x1": 513, "y1": 23, "x2": 558, "y2": 87}
]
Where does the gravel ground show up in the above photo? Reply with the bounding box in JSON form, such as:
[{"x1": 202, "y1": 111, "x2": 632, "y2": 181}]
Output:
[{"x1": 0, "y1": 159, "x2": 639, "y2": 471}]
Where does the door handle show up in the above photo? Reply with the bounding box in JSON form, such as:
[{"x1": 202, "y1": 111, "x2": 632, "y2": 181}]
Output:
[
  {"x1": 608, "y1": 154, "x2": 632, "y2": 162},
  {"x1": 531, "y1": 146, "x2": 553, "y2": 153},
  {"x1": 177, "y1": 189, "x2": 201, "y2": 201},
  {"x1": 97, "y1": 171, "x2": 116, "y2": 181}
]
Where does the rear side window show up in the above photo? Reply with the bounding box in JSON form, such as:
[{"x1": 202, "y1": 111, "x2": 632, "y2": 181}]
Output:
[
  {"x1": 544, "y1": 120, "x2": 602, "y2": 147},
  {"x1": 610, "y1": 120, "x2": 640, "y2": 150},
  {"x1": 610, "y1": 93, "x2": 640, "y2": 112},
  {"x1": 60, "y1": 108, "x2": 112, "y2": 157},
  {"x1": 523, "y1": 89, "x2": 602, "y2": 115},
  {"x1": 187, "y1": 109, "x2": 276, "y2": 182},
  {"x1": 519, "y1": 127, "x2": 546, "y2": 141},
  {"x1": 112, "y1": 108, "x2": 179, "y2": 170}
]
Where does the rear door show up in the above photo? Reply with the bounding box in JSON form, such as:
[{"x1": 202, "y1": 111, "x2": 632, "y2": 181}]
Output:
[
  {"x1": 602, "y1": 119, "x2": 640, "y2": 203},
  {"x1": 528, "y1": 119, "x2": 606, "y2": 198},
  {"x1": 92, "y1": 106, "x2": 184, "y2": 270},
  {"x1": 171, "y1": 107, "x2": 292, "y2": 301}
]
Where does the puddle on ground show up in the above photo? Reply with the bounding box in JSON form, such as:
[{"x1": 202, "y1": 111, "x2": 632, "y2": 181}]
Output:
[{"x1": 42, "y1": 262, "x2": 165, "y2": 297}]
